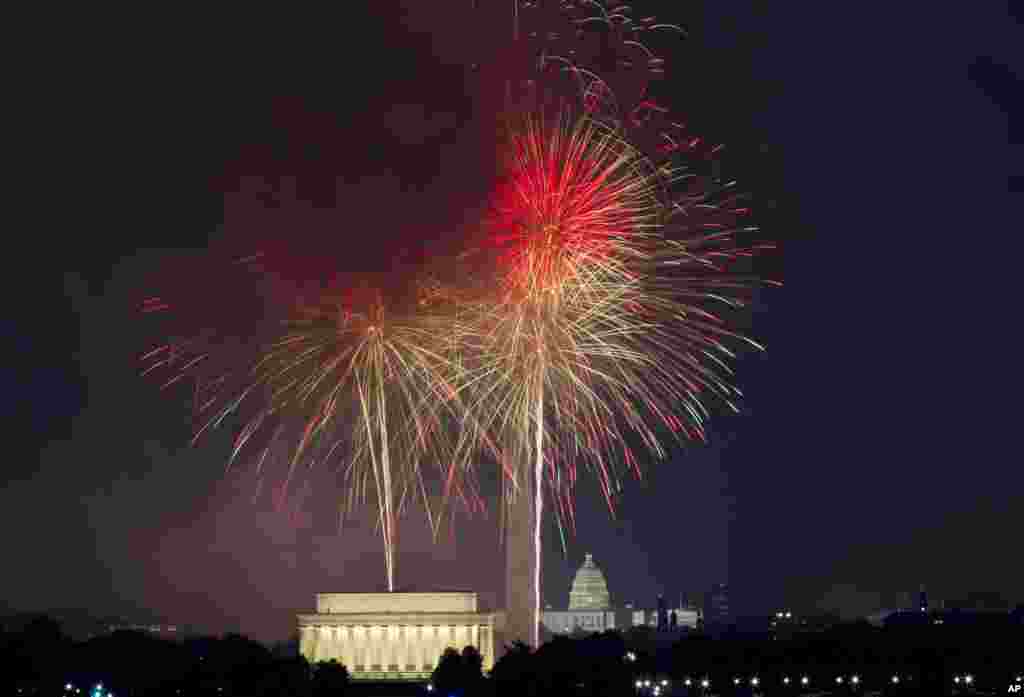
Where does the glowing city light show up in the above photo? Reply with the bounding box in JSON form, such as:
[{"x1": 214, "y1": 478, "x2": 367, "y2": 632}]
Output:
[
  {"x1": 891, "y1": 675, "x2": 900, "y2": 684},
  {"x1": 801, "y1": 676, "x2": 810, "y2": 685},
  {"x1": 851, "y1": 675, "x2": 860, "y2": 685},
  {"x1": 701, "y1": 678, "x2": 710, "y2": 688},
  {"x1": 965, "y1": 674, "x2": 974, "y2": 685},
  {"x1": 783, "y1": 676, "x2": 791, "y2": 685},
  {"x1": 751, "y1": 676, "x2": 759, "y2": 686},
  {"x1": 684, "y1": 678, "x2": 692, "y2": 686}
]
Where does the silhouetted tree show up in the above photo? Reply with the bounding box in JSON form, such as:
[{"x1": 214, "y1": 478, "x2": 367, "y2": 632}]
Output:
[
  {"x1": 312, "y1": 658, "x2": 349, "y2": 696},
  {"x1": 490, "y1": 641, "x2": 537, "y2": 697},
  {"x1": 258, "y1": 655, "x2": 312, "y2": 697},
  {"x1": 431, "y1": 646, "x2": 486, "y2": 696},
  {"x1": 460, "y1": 645, "x2": 485, "y2": 693}
]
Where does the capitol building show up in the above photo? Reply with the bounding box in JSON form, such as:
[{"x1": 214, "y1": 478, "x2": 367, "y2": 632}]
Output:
[
  {"x1": 542, "y1": 553, "x2": 618, "y2": 634},
  {"x1": 541, "y1": 553, "x2": 701, "y2": 635}
]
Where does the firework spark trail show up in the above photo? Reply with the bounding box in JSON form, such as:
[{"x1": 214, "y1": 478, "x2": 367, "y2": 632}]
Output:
[
  {"x1": 474, "y1": 0, "x2": 777, "y2": 518},
  {"x1": 456, "y1": 0, "x2": 776, "y2": 624},
  {"x1": 142, "y1": 285, "x2": 475, "y2": 591},
  {"x1": 532, "y1": 384, "x2": 543, "y2": 647}
]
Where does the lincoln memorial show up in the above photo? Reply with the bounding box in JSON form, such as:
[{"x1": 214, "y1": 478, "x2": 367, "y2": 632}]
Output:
[{"x1": 297, "y1": 591, "x2": 499, "y2": 681}]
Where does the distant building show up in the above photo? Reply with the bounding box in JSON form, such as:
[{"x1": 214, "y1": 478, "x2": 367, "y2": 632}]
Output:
[
  {"x1": 656, "y1": 595, "x2": 668, "y2": 630},
  {"x1": 706, "y1": 584, "x2": 730, "y2": 625},
  {"x1": 569, "y1": 554, "x2": 611, "y2": 610},
  {"x1": 631, "y1": 607, "x2": 699, "y2": 630},
  {"x1": 543, "y1": 553, "x2": 617, "y2": 634},
  {"x1": 107, "y1": 623, "x2": 181, "y2": 639},
  {"x1": 541, "y1": 554, "x2": 702, "y2": 636},
  {"x1": 543, "y1": 608, "x2": 618, "y2": 634}
]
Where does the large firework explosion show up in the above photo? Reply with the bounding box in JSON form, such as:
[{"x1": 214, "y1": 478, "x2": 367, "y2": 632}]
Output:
[
  {"x1": 140, "y1": 0, "x2": 775, "y2": 625},
  {"x1": 449, "y1": 0, "x2": 776, "y2": 645},
  {"x1": 142, "y1": 274, "x2": 480, "y2": 592}
]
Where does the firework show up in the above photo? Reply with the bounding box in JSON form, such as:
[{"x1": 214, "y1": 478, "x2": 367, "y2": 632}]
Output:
[
  {"x1": 143, "y1": 278, "x2": 473, "y2": 591},
  {"x1": 140, "y1": 0, "x2": 775, "y2": 623},
  {"x1": 453, "y1": 0, "x2": 776, "y2": 646}
]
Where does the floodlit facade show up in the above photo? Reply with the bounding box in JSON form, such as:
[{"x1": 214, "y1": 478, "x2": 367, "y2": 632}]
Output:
[
  {"x1": 568, "y1": 553, "x2": 611, "y2": 610},
  {"x1": 631, "y1": 607, "x2": 701, "y2": 629},
  {"x1": 543, "y1": 553, "x2": 617, "y2": 635},
  {"x1": 543, "y1": 608, "x2": 618, "y2": 634},
  {"x1": 541, "y1": 553, "x2": 702, "y2": 636},
  {"x1": 297, "y1": 592, "x2": 497, "y2": 681}
]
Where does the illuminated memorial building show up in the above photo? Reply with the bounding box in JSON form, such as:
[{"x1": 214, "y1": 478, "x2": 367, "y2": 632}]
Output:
[{"x1": 298, "y1": 591, "x2": 498, "y2": 681}]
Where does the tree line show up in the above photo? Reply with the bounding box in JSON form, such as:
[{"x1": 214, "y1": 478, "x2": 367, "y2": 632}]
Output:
[{"x1": 4, "y1": 613, "x2": 1021, "y2": 695}]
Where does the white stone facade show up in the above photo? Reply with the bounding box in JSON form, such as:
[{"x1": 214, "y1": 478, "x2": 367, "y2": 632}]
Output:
[
  {"x1": 298, "y1": 592, "x2": 497, "y2": 681},
  {"x1": 568, "y1": 553, "x2": 611, "y2": 610},
  {"x1": 541, "y1": 609, "x2": 617, "y2": 634}
]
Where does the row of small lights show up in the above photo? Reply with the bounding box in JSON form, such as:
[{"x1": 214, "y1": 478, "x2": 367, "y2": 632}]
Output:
[
  {"x1": 64, "y1": 684, "x2": 112, "y2": 697},
  {"x1": 59, "y1": 670, "x2": 1024, "y2": 696},
  {"x1": 635, "y1": 673, "x2": 1024, "y2": 689},
  {"x1": 636, "y1": 674, "x2": 949, "y2": 688}
]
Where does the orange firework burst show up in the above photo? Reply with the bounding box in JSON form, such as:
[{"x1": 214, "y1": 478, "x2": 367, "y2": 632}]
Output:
[{"x1": 142, "y1": 280, "x2": 477, "y2": 591}]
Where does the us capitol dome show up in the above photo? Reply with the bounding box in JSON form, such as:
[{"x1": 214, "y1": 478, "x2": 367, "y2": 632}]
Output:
[
  {"x1": 542, "y1": 553, "x2": 703, "y2": 637},
  {"x1": 568, "y1": 553, "x2": 611, "y2": 610}
]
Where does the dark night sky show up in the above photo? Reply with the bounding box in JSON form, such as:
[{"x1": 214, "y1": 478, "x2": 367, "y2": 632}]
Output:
[{"x1": 6, "y1": 2, "x2": 1021, "y2": 640}]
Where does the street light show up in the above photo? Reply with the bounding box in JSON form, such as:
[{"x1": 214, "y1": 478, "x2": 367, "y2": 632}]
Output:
[
  {"x1": 701, "y1": 678, "x2": 710, "y2": 689},
  {"x1": 851, "y1": 675, "x2": 860, "y2": 685},
  {"x1": 891, "y1": 675, "x2": 900, "y2": 684},
  {"x1": 783, "y1": 676, "x2": 790, "y2": 685},
  {"x1": 751, "y1": 676, "x2": 760, "y2": 687},
  {"x1": 801, "y1": 675, "x2": 810, "y2": 686},
  {"x1": 965, "y1": 674, "x2": 974, "y2": 685}
]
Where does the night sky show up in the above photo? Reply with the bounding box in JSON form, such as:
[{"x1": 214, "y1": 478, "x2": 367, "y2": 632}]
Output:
[{"x1": 6, "y1": 2, "x2": 1021, "y2": 641}]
